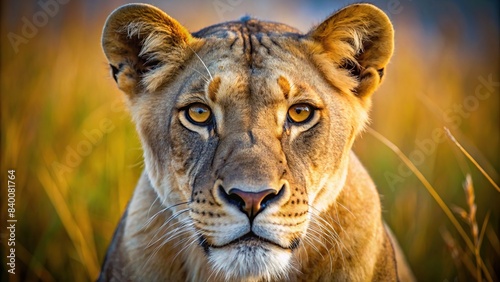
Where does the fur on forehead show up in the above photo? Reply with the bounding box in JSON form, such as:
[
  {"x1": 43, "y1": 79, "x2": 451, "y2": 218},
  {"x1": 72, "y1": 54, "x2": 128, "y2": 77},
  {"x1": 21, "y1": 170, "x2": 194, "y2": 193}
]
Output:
[{"x1": 102, "y1": 3, "x2": 393, "y2": 104}]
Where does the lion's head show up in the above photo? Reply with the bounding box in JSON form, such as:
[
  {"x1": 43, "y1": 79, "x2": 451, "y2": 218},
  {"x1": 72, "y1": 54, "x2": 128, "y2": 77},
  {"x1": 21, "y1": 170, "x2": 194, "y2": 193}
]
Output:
[{"x1": 102, "y1": 3, "x2": 393, "y2": 281}]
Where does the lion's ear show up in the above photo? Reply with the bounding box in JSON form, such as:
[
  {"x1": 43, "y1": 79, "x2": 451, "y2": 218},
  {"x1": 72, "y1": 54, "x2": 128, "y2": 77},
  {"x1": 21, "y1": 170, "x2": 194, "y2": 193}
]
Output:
[
  {"x1": 102, "y1": 4, "x2": 193, "y2": 96},
  {"x1": 307, "y1": 3, "x2": 394, "y2": 98}
]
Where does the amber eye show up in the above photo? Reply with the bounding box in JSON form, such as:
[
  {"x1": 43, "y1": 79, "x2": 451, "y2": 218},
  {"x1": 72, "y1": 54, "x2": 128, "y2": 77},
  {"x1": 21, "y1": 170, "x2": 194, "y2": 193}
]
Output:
[
  {"x1": 186, "y1": 103, "x2": 212, "y2": 125},
  {"x1": 287, "y1": 104, "x2": 313, "y2": 124}
]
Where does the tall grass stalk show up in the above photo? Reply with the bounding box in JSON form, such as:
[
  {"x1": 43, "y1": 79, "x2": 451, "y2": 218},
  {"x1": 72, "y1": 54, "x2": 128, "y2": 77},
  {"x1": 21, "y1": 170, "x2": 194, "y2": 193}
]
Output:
[
  {"x1": 37, "y1": 167, "x2": 99, "y2": 280},
  {"x1": 444, "y1": 128, "x2": 500, "y2": 192},
  {"x1": 367, "y1": 127, "x2": 474, "y2": 251},
  {"x1": 366, "y1": 127, "x2": 493, "y2": 281}
]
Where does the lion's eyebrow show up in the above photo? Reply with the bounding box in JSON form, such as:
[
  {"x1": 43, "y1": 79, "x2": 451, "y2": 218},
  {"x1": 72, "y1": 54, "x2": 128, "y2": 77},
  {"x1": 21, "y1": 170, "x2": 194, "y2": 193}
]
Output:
[
  {"x1": 182, "y1": 76, "x2": 221, "y2": 103},
  {"x1": 288, "y1": 83, "x2": 306, "y2": 99},
  {"x1": 207, "y1": 76, "x2": 221, "y2": 102},
  {"x1": 176, "y1": 92, "x2": 207, "y2": 108},
  {"x1": 285, "y1": 83, "x2": 325, "y2": 108},
  {"x1": 277, "y1": 76, "x2": 291, "y2": 100},
  {"x1": 180, "y1": 76, "x2": 207, "y2": 96},
  {"x1": 277, "y1": 76, "x2": 308, "y2": 101}
]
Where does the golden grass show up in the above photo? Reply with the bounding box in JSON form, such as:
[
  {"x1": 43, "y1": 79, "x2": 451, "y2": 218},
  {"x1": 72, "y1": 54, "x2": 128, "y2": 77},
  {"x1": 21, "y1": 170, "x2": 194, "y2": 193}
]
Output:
[
  {"x1": 367, "y1": 127, "x2": 475, "y2": 253},
  {"x1": 1, "y1": 11, "x2": 142, "y2": 281},
  {"x1": 445, "y1": 128, "x2": 500, "y2": 192},
  {"x1": 368, "y1": 127, "x2": 496, "y2": 281},
  {"x1": 1, "y1": 3, "x2": 498, "y2": 282},
  {"x1": 37, "y1": 167, "x2": 99, "y2": 278}
]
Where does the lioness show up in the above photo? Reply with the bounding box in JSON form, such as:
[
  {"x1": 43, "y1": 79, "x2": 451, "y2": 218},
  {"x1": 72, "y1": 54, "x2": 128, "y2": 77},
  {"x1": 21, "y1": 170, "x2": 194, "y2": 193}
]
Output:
[{"x1": 99, "y1": 3, "x2": 414, "y2": 281}]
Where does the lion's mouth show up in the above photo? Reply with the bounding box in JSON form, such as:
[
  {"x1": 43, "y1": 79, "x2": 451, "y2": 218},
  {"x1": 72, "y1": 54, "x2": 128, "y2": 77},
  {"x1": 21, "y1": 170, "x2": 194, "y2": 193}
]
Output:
[{"x1": 199, "y1": 232, "x2": 300, "y2": 253}]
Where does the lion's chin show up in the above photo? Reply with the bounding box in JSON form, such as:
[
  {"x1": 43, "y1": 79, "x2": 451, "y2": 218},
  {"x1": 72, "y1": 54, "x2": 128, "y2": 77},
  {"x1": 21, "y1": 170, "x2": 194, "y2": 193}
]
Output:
[{"x1": 207, "y1": 238, "x2": 293, "y2": 282}]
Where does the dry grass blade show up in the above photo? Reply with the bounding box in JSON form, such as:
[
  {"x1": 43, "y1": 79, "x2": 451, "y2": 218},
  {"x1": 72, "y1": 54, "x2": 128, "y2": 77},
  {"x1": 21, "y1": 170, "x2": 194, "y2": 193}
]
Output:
[
  {"x1": 450, "y1": 178, "x2": 494, "y2": 281},
  {"x1": 486, "y1": 227, "x2": 500, "y2": 256},
  {"x1": 416, "y1": 92, "x2": 499, "y2": 181},
  {"x1": 16, "y1": 242, "x2": 56, "y2": 282},
  {"x1": 37, "y1": 167, "x2": 99, "y2": 280},
  {"x1": 367, "y1": 127, "x2": 494, "y2": 282},
  {"x1": 463, "y1": 177, "x2": 494, "y2": 282},
  {"x1": 441, "y1": 228, "x2": 476, "y2": 280},
  {"x1": 478, "y1": 213, "x2": 494, "y2": 282},
  {"x1": 445, "y1": 128, "x2": 500, "y2": 192},
  {"x1": 452, "y1": 206, "x2": 470, "y2": 223},
  {"x1": 478, "y1": 212, "x2": 490, "y2": 252},
  {"x1": 366, "y1": 127, "x2": 475, "y2": 253},
  {"x1": 463, "y1": 175, "x2": 482, "y2": 282}
]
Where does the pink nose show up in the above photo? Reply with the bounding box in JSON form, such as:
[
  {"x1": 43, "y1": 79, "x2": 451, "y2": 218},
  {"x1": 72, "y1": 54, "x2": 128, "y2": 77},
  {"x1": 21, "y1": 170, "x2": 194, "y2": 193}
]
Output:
[{"x1": 227, "y1": 189, "x2": 278, "y2": 219}]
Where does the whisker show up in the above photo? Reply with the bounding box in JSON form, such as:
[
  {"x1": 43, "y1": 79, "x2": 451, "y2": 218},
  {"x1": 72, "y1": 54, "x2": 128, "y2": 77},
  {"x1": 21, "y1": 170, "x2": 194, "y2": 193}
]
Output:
[
  {"x1": 307, "y1": 222, "x2": 338, "y2": 270},
  {"x1": 308, "y1": 205, "x2": 342, "y2": 227},
  {"x1": 308, "y1": 205, "x2": 349, "y2": 249},
  {"x1": 147, "y1": 209, "x2": 191, "y2": 248},
  {"x1": 336, "y1": 201, "x2": 355, "y2": 218},
  {"x1": 305, "y1": 222, "x2": 337, "y2": 274},
  {"x1": 301, "y1": 232, "x2": 325, "y2": 259},
  {"x1": 146, "y1": 195, "x2": 160, "y2": 219},
  {"x1": 206, "y1": 257, "x2": 219, "y2": 282},
  {"x1": 143, "y1": 220, "x2": 196, "y2": 269},
  {"x1": 171, "y1": 231, "x2": 200, "y2": 262},
  {"x1": 155, "y1": 220, "x2": 195, "y2": 249},
  {"x1": 189, "y1": 67, "x2": 209, "y2": 83},
  {"x1": 153, "y1": 223, "x2": 196, "y2": 256},
  {"x1": 295, "y1": 238, "x2": 310, "y2": 271},
  {"x1": 147, "y1": 219, "x2": 189, "y2": 249},
  {"x1": 188, "y1": 45, "x2": 213, "y2": 80},
  {"x1": 308, "y1": 210, "x2": 342, "y2": 244},
  {"x1": 142, "y1": 201, "x2": 189, "y2": 231},
  {"x1": 327, "y1": 203, "x2": 354, "y2": 264},
  {"x1": 307, "y1": 206, "x2": 351, "y2": 268}
]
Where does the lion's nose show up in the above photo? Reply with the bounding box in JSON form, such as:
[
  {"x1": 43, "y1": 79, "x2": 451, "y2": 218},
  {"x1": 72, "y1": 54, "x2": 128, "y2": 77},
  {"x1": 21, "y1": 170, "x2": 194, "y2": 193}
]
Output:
[{"x1": 223, "y1": 187, "x2": 283, "y2": 220}]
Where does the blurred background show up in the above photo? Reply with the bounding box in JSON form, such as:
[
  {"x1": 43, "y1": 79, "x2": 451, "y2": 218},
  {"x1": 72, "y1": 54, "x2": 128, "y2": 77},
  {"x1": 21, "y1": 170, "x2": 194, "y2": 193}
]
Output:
[{"x1": 1, "y1": 0, "x2": 498, "y2": 281}]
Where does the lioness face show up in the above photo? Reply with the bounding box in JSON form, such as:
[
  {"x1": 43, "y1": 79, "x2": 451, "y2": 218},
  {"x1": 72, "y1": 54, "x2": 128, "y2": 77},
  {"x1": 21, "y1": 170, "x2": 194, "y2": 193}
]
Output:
[
  {"x1": 153, "y1": 36, "x2": 363, "y2": 280},
  {"x1": 102, "y1": 3, "x2": 393, "y2": 281}
]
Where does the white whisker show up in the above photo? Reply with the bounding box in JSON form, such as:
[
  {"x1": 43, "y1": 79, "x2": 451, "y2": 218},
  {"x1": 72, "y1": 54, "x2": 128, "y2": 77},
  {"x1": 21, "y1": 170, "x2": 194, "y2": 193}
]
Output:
[
  {"x1": 143, "y1": 219, "x2": 195, "y2": 269},
  {"x1": 146, "y1": 209, "x2": 191, "y2": 248},
  {"x1": 307, "y1": 205, "x2": 352, "y2": 271},
  {"x1": 171, "y1": 231, "x2": 200, "y2": 262},
  {"x1": 337, "y1": 201, "x2": 355, "y2": 218},
  {"x1": 190, "y1": 67, "x2": 210, "y2": 83},
  {"x1": 188, "y1": 45, "x2": 213, "y2": 80},
  {"x1": 141, "y1": 201, "x2": 189, "y2": 231},
  {"x1": 146, "y1": 195, "x2": 160, "y2": 219}
]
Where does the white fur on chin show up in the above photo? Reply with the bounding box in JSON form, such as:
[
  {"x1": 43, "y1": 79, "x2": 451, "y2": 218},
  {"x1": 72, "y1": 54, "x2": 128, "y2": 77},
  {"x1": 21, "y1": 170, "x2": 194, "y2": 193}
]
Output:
[{"x1": 208, "y1": 243, "x2": 292, "y2": 282}]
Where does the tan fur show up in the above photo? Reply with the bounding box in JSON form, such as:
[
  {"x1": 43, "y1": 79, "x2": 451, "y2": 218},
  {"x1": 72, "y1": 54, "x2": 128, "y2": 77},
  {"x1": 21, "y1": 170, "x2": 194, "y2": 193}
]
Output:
[{"x1": 99, "y1": 3, "x2": 414, "y2": 281}]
